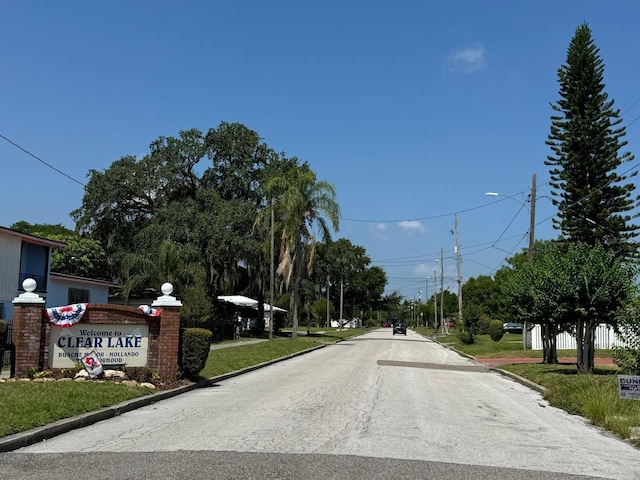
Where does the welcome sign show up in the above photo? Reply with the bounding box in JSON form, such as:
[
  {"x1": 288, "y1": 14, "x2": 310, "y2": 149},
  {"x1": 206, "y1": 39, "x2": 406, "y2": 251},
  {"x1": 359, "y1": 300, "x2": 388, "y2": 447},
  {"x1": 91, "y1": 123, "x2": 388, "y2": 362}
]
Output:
[{"x1": 49, "y1": 324, "x2": 149, "y2": 368}]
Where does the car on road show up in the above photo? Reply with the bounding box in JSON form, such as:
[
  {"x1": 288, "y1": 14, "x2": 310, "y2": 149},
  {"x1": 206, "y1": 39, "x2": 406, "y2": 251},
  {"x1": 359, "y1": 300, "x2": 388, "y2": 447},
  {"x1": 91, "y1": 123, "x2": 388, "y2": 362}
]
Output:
[
  {"x1": 381, "y1": 322, "x2": 391, "y2": 328},
  {"x1": 393, "y1": 323, "x2": 407, "y2": 335},
  {"x1": 503, "y1": 322, "x2": 523, "y2": 334}
]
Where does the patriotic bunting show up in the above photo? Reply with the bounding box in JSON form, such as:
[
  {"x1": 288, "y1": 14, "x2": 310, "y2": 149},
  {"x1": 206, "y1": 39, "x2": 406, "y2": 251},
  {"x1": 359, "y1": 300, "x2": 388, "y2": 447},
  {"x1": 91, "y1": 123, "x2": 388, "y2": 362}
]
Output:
[
  {"x1": 45, "y1": 303, "x2": 88, "y2": 327},
  {"x1": 138, "y1": 305, "x2": 161, "y2": 317}
]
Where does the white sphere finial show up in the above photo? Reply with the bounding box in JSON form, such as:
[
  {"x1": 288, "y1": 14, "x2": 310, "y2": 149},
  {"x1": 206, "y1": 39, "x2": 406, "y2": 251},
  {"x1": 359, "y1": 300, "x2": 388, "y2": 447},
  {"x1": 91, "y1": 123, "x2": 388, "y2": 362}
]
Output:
[
  {"x1": 23, "y1": 278, "x2": 37, "y2": 293},
  {"x1": 161, "y1": 283, "x2": 173, "y2": 295},
  {"x1": 153, "y1": 282, "x2": 181, "y2": 307}
]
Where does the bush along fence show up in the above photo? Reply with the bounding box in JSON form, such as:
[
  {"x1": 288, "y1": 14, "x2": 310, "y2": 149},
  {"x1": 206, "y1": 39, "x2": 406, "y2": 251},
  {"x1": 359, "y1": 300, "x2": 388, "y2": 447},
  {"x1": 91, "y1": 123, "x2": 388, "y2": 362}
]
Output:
[{"x1": 11, "y1": 279, "x2": 182, "y2": 381}]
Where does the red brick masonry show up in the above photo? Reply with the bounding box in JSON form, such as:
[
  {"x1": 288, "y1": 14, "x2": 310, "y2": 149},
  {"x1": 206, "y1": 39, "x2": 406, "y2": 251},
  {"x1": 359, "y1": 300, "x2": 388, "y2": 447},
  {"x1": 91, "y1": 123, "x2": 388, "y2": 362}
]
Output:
[{"x1": 12, "y1": 302, "x2": 181, "y2": 381}]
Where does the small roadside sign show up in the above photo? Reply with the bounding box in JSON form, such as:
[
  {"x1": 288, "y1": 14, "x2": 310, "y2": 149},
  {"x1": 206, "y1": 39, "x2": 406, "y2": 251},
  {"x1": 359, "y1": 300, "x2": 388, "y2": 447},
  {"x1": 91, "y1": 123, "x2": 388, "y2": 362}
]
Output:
[
  {"x1": 81, "y1": 350, "x2": 104, "y2": 378},
  {"x1": 618, "y1": 375, "x2": 640, "y2": 400}
]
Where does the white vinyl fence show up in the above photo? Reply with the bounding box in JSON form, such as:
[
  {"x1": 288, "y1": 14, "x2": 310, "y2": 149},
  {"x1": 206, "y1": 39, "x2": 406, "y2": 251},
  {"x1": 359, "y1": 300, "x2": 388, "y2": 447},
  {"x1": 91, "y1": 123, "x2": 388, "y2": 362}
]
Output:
[{"x1": 531, "y1": 324, "x2": 625, "y2": 350}]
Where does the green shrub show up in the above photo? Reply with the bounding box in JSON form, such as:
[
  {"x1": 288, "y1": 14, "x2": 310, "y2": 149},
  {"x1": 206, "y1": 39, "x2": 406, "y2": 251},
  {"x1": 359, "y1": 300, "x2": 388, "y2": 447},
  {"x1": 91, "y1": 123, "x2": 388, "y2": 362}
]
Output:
[
  {"x1": 182, "y1": 327, "x2": 213, "y2": 379},
  {"x1": 476, "y1": 315, "x2": 492, "y2": 335},
  {"x1": 489, "y1": 320, "x2": 505, "y2": 342},
  {"x1": 457, "y1": 330, "x2": 474, "y2": 345}
]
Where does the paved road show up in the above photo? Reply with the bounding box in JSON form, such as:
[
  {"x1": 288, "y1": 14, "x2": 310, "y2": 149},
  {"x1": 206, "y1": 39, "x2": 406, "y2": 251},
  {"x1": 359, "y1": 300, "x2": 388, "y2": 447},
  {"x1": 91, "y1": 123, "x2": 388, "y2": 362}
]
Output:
[{"x1": 2, "y1": 329, "x2": 639, "y2": 479}]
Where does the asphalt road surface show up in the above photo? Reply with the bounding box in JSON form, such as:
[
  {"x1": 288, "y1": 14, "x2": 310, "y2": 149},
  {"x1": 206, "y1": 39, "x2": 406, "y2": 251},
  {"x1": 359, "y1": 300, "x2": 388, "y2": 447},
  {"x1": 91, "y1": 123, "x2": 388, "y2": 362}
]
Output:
[{"x1": 2, "y1": 329, "x2": 639, "y2": 479}]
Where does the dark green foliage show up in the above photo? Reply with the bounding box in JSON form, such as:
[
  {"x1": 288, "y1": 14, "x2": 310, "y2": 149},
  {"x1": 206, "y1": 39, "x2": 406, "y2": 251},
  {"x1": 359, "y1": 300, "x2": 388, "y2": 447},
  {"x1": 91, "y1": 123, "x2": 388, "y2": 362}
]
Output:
[
  {"x1": 545, "y1": 22, "x2": 639, "y2": 260},
  {"x1": 489, "y1": 320, "x2": 505, "y2": 342},
  {"x1": 181, "y1": 328, "x2": 213, "y2": 379},
  {"x1": 458, "y1": 303, "x2": 484, "y2": 345},
  {"x1": 457, "y1": 330, "x2": 474, "y2": 345},
  {"x1": 462, "y1": 275, "x2": 508, "y2": 322},
  {"x1": 476, "y1": 315, "x2": 492, "y2": 335},
  {"x1": 611, "y1": 296, "x2": 640, "y2": 375},
  {"x1": 0, "y1": 319, "x2": 7, "y2": 372},
  {"x1": 0, "y1": 319, "x2": 8, "y2": 345}
]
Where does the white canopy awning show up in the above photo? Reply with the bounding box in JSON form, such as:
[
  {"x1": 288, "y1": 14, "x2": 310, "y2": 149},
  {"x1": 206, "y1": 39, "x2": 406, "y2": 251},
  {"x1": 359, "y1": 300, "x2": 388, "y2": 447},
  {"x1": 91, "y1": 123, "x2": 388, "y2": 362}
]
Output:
[
  {"x1": 218, "y1": 295, "x2": 287, "y2": 313},
  {"x1": 217, "y1": 295, "x2": 258, "y2": 307},
  {"x1": 264, "y1": 304, "x2": 287, "y2": 313}
]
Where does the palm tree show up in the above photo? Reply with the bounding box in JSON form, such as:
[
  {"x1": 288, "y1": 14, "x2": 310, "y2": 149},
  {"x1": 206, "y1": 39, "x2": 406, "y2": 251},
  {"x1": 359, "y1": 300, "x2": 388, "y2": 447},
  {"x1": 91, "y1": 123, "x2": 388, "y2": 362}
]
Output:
[{"x1": 267, "y1": 165, "x2": 339, "y2": 339}]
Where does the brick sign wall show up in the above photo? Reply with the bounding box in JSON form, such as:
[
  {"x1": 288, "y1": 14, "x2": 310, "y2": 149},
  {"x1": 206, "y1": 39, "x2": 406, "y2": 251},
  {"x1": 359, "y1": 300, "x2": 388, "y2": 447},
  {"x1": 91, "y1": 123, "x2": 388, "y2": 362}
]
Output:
[{"x1": 12, "y1": 280, "x2": 182, "y2": 381}]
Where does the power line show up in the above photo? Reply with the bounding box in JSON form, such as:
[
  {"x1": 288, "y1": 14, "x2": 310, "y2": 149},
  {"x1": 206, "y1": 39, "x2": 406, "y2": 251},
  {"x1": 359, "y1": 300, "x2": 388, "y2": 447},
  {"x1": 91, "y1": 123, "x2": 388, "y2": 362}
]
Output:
[{"x1": 0, "y1": 133, "x2": 85, "y2": 187}]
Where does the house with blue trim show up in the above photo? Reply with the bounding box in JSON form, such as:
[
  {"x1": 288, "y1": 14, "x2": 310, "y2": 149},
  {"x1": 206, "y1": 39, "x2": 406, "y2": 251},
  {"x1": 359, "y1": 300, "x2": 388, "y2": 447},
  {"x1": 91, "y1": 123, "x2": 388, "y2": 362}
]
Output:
[{"x1": 0, "y1": 226, "x2": 116, "y2": 322}]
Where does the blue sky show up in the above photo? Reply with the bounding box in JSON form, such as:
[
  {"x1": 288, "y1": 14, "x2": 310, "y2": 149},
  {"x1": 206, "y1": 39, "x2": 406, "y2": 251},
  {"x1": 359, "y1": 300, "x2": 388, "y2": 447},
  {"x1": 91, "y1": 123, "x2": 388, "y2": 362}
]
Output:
[{"x1": 3, "y1": 1, "x2": 640, "y2": 299}]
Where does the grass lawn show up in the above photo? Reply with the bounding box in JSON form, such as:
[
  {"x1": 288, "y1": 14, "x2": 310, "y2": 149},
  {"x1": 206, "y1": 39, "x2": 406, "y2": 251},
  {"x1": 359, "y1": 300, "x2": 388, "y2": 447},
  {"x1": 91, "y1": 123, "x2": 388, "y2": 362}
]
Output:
[
  {"x1": 0, "y1": 381, "x2": 154, "y2": 438},
  {"x1": 427, "y1": 330, "x2": 612, "y2": 359}
]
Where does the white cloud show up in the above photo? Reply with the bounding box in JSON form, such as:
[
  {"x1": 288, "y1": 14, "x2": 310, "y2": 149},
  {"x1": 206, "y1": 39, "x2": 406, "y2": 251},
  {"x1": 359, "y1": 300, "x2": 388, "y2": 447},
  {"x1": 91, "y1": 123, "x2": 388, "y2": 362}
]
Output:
[
  {"x1": 371, "y1": 222, "x2": 389, "y2": 239},
  {"x1": 446, "y1": 44, "x2": 486, "y2": 74},
  {"x1": 399, "y1": 220, "x2": 425, "y2": 233}
]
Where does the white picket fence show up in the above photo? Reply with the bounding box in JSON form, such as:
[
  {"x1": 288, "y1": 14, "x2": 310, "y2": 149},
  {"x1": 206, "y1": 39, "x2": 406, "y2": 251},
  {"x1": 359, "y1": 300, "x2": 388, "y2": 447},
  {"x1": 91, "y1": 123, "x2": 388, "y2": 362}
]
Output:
[{"x1": 531, "y1": 324, "x2": 625, "y2": 350}]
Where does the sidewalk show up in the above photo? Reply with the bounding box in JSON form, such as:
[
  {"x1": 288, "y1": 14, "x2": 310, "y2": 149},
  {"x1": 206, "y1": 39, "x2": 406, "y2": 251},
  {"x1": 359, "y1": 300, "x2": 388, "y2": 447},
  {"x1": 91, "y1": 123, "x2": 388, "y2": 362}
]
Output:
[{"x1": 209, "y1": 338, "x2": 268, "y2": 350}]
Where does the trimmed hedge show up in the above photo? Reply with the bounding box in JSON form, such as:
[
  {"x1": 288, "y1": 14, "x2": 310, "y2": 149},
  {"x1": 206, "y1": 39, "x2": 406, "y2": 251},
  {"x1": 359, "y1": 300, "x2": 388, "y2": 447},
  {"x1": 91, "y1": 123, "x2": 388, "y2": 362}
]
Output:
[
  {"x1": 182, "y1": 327, "x2": 213, "y2": 379},
  {"x1": 489, "y1": 320, "x2": 505, "y2": 342}
]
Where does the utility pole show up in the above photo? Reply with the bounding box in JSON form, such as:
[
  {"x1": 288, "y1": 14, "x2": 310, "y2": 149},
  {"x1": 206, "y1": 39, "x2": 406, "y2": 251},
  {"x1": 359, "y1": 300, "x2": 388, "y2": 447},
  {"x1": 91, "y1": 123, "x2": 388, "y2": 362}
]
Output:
[
  {"x1": 524, "y1": 173, "x2": 537, "y2": 349},
  {"x1": 269, "y1": 203, "x2": 275, "y2": 341},
  {"x1": 440, "y1": 248, "x2": 444, "y2": 334},
  {"x1": 326, "y1": 275, "x2": 330, "y2": 329},
  {"x1": 455, "y1": 213, "x2": 463, "y2": 324},
  {"x1": 528, "y1": 173, "x2": 537, "y2": 263},
  {"x1": 339, "y1": 279, "x2": 344, "y2": 331},
  {"x1": 425, "y1": 278, "x2": 428, "y2": 328},
  {"x1": 433, "y1": 271, "x2": 437, "y2": 329}
]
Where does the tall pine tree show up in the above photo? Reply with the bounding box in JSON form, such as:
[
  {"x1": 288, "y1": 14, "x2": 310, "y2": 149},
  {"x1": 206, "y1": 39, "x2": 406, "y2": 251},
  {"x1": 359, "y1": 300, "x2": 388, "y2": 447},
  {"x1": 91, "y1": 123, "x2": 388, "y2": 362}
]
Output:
[
  {"x1": 545, "y1": 22, "x2": 639, "y2": 260},
  {"x1": 546, "y1": 23, "x2": 640, "y2": 373}
]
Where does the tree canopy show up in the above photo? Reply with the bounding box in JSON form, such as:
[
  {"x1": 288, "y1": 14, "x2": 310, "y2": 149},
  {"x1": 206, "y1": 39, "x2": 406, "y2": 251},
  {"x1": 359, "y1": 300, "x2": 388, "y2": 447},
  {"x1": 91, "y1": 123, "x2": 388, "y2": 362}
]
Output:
[
  {"x1": 66, "y1": 121, "x2": 385, "y2": 339},
  {"x1": 545, "y1": 22, "x2": 639, "y2": 260}
]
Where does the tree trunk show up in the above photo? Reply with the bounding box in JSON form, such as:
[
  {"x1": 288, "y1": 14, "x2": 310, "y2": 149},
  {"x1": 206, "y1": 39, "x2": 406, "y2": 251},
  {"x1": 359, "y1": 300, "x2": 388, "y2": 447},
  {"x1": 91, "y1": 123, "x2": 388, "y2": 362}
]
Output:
[
  {"x1": 577, "y1": 320, "x2": 596, "y2": 373},
  {"x1": 290, "y1": 236, "x2": 305, "y2": 340},
  {"x1": 541, "y1": 322, "x2": 558, "y2": 364},
  {"x1": 576, "y1": 318, "x2": 586, "y2": 372},
  {"x1": 548, "y1": 323, "x2": 558, "y2": 364},
  {"x1": 256, "y1": 279, "x2": 265, "y2": 336}
]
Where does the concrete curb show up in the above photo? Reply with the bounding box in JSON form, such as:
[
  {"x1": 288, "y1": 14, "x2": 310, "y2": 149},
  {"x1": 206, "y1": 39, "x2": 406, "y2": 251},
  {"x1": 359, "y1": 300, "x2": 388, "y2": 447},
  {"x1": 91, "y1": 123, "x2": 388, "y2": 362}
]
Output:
[
  {"x1": 489, "y1": 367, "x2": 546, "y2": 394},
  {"x1": 0, "y1": 343, "x2": 328, "y2": 452}
]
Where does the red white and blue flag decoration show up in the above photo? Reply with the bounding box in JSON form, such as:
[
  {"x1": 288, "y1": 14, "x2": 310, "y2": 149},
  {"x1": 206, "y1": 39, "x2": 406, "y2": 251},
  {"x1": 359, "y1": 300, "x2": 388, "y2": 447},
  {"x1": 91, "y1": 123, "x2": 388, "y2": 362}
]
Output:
[
  {"x1": 81, "y1": 350, "x2": 103, "y2": 377},
  {"x1": 45, "y1": 303, "x2": 88, "y2": 327},
  {"x1": 138, "y1": 305, "x2": 161, "y2": 317}
]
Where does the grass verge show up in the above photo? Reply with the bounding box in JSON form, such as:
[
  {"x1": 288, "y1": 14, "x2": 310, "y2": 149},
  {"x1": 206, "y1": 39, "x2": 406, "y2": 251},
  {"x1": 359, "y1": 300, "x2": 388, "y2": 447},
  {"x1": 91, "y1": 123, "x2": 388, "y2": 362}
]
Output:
[
  {"x1": 0, "y1": 381, "x2": 154, "y2": 438},
  {"x1": 502, "y1": 363, "x2": 640, "y2": 446}
]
